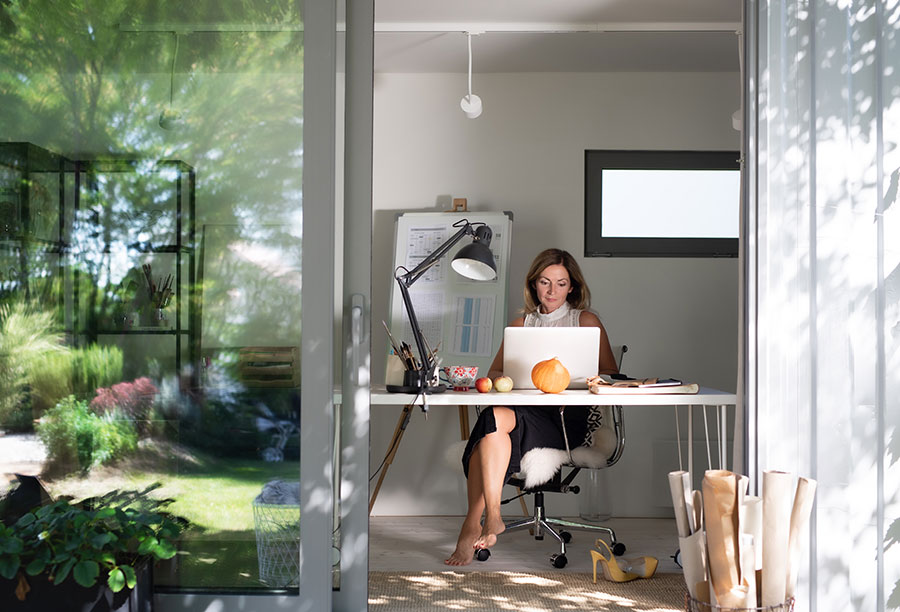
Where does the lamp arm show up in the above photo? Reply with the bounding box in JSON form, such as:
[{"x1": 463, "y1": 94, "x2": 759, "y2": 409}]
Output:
[
  {"x1": 398, "y1": 222, "x2": 476, "y2": 287},
  {"x1": 395, "y1": 276, "x2": 432, "y2": 378}
]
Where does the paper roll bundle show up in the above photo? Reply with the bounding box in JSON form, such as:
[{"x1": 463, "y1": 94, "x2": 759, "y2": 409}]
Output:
[
  {"x1": 679, "y1": 530, "x2": 708, "y2": 599},
  {"x1": 668, "y1": 471, "x2": 692, "y2": 538},
  {"x1": 742, "y1": 496, "x2": 763, "y2": 570},
  {"x1": 762, "y1": 470, "x2": 794, "y2": 606},
  {"x1": 786, "y1": 477, "x2": 817, "y2": 598},
  {"x1": 702, "y1": 470, "x2": 748, "y2": 607}
]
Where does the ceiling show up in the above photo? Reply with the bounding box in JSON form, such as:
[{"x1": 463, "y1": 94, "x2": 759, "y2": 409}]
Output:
[{"x1": 373, "y1": 0, "x2": 743, "y2": 73}]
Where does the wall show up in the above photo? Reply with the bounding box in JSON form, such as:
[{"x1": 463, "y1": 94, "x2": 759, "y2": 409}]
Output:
[{"x1": 370, "y1": 71, "x2": 741, "y2": 517}]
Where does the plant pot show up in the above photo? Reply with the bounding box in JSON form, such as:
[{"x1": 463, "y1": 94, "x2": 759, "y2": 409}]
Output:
[{"x1": 0, "y1": 561, "x2": 153, "y2": 612}]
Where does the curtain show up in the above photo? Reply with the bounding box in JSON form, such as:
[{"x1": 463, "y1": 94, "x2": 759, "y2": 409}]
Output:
[{"x1": 747, "y1": 1, "x2": 899, "y2": 611}]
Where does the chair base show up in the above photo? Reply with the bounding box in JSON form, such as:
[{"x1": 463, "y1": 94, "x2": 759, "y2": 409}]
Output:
[{"x1": 501, "y1": 491, "x2": 623, "y2": 561}]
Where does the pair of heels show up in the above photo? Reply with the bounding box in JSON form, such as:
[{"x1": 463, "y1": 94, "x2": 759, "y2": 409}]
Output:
[{"x1": 590, "y1": 539, "x2": 659, "y2": 583}]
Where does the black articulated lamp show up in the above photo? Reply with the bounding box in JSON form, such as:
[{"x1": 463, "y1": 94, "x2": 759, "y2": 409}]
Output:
[{"x1": 387, "y1": 219, "x2": 497, "y2": 395}]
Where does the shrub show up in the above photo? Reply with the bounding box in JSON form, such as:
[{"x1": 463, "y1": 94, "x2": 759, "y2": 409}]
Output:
[
  {"x1": 36, "y1": 396, "x2": 137, "y2": 473},
  {"x1": 0, "y1": 302, "x2": 65, "y2": 428},
  {"x1": 71, "y1": 344, "x2": 123, "y2": 399},
  {"x1": 90, "y1": 377, "x2": 157, "y2": 436},
  {"x1": 28, "y1": 350, "x2": 74, "y2": 417}
]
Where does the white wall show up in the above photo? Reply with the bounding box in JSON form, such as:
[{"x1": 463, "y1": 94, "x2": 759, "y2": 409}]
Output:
[{"x1": 370, "y1": 71, "x2": 740, "y2": 517}]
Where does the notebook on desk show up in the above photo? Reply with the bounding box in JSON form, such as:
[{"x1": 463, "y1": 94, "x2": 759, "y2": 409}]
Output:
[{"x1": 502, "y1": 326, "x2": 600, "y2": 390}]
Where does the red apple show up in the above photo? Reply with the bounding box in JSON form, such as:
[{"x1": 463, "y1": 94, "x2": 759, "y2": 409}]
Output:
[
  {"x1": 493, "y1": 376, "x2": 514, "y2": 393},
  {"x1": 474, "y1": 377, "x2": 493, "y2": 393}
]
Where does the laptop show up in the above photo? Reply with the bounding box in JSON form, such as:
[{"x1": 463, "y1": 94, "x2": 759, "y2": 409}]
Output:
[{"x1": 502, "y1": 326, "x2": 601, "y2": 390}]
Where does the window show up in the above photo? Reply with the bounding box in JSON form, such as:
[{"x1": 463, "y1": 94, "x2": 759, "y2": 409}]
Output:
[{"x1": 584, "y1": 150, "x2": 740, "y2": 257}]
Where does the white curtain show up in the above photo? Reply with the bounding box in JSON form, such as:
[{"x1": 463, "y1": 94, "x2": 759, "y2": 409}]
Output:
[{"x1": 747, "y1": 1, "x2": 899, "y2": 611}]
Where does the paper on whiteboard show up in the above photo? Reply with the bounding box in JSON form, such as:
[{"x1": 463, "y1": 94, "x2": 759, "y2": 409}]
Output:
[
  {"x1": 451, "y1": 295, "x2": 495, "y2": 356},
  {"x1": 405, "y1": 225, "x2": 448, "y2": 284},
  {"x1": 402, "y1": 289, "x2": 444, "y2": 349}
]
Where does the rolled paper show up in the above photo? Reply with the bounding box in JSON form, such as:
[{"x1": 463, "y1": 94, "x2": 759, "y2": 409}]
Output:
[
  {"x1": 742, "y1": 496, "x2": 763, "y2": 569},
  {"x1": 762, "y1": 470, "x2": 794, "y2": 606},
  {"x1": 786, "y1": 477, "x2": 817, "y2": 598},
  {"x1": 691, "y1": 489, "x2": 703, "y2": 533},
  {"x1": 740, "y1": 533, "x2": 758, "y2": 608},
  {"x1": 668, "y1": 471, "x2": 692, "y2": 538},
  {"x1": 680, "y1": 530, "x2": 708, "y2": 598},
  {"x1": 702, "y1": 470, "x2": 743, "y2": 606}
]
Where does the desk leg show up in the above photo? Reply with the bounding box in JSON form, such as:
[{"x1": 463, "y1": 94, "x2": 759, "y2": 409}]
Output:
[
  {"x1": 458, "y1": 405, "x2": 470, "y2": 440},
  {"x1": 688, "y1": 406, "x2": 694, "y2": 484},
  {"x1": 369, "y1": 403, "x2": 414, "y2": 514}
]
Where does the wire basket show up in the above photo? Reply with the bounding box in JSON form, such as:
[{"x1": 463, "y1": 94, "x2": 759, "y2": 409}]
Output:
[
  {"x1": 252, "y1": 500, "x2": 300, "y2": 587},
  {"x1": 685, "y1": 595, "x2": 795, "y2": 612}
]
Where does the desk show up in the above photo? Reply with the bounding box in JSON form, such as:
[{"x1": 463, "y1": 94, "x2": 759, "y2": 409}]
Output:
[{"x1": 357, "y1": 386, "x2": 738, "y2": 512}]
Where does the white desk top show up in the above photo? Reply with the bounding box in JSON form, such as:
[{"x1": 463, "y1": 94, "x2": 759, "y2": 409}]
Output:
[{"x1": 338, "y1": 385, "x2": 737, "y2": 406}]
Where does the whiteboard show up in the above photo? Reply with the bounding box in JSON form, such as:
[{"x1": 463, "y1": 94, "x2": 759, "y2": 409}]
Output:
[{"x1": 386, "y1": 211, "x2": 512, "y2": 377}]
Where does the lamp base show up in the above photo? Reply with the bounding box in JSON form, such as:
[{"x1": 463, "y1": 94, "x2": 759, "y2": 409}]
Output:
[
  {"x1": 385, "y1": 383, "x2": 447, "y2": 394},
  {"x1": 386, "y1": 370, "x2": 447, "y2": 394}
]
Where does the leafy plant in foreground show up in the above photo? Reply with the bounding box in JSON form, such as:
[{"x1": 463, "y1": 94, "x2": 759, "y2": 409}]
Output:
[{"x1": 0, "y1": 484, "x2": 186, "y2": 597}]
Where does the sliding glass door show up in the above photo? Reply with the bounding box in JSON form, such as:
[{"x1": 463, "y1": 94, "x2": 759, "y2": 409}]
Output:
[{"x1": 0, "y1": 1, "x2": 370, "y2": 610}]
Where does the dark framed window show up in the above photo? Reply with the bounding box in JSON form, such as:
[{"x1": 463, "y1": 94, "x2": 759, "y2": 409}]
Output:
[{"x1": 584, "y1": 150, "x2": 740, "y2": 257}]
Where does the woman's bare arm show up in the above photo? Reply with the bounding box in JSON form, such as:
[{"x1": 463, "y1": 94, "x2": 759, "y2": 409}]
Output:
[{"x1": 579, "y1": 311, "x2": 619, "y2": 375}]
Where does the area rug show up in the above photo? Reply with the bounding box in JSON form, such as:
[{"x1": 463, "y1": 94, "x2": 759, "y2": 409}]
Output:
[{"x1": 368, "y1": 570, "x2": 687, "y2": 611}]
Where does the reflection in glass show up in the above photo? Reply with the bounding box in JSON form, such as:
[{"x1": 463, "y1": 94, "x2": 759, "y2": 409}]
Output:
[{"x1": 0, "y1": 0, "x2": 304, "y2": 594}]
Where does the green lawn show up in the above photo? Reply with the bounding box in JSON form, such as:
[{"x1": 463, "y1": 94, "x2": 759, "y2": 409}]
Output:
[{"x1": 47, "y1": 450, "x2": 302, "y2": 588}]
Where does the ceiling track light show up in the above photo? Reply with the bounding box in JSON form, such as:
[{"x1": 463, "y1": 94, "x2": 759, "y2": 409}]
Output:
[{"x1": 460, "y1": 32, "x2": 483, "y2": 119}]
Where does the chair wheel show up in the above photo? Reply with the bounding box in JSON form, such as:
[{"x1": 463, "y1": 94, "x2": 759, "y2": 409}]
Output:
[
  {"x1": 550, "y1": 553, "x2": 568, "y2": 568},
  {"x1": 560, "y1": 530, "x2": 572, "y2": 543},
  {"x1": 475, "y1": 548, "x2": 491, "y2": 562},
  {"x1": 611, "y1": 541, "x2": 626, "y2": 556}
]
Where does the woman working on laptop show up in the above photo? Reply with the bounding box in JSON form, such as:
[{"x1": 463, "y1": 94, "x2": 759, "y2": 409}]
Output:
[{"x1": 445, "y1": 248, "x2": 619, "y2": 566}]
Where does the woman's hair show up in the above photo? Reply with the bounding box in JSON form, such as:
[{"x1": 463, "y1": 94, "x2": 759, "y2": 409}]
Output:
[{"x1": 523, "y1": 248, "x2": 592, "y2": 314}]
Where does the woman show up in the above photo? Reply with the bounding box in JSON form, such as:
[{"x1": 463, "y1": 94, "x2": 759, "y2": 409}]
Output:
[{"x1": 445, "y1": 248, "x2": 619, "y2": 566}]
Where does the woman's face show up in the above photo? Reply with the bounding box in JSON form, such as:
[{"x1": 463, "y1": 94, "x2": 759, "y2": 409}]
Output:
[{"x1": 534, "y1": 264, "x2": 573, "y2": 313}]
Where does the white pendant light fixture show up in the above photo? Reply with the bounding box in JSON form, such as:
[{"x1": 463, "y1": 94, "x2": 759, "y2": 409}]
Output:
[
  {"x1": 460, "y1": 32, "x2": 482, "y2": 119},
  {"x1": 159, "y1": 32, "x2": 185, "y2": 130}
]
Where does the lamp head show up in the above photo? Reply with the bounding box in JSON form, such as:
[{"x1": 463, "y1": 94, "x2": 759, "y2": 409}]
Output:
[{"x1": 451, "y1": 225, "x2": 496, "y2": 280}]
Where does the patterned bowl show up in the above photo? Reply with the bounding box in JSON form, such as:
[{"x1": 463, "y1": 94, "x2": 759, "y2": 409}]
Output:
[{"x1": 440, "y1": 366, "x2": 479, "y2": 391}]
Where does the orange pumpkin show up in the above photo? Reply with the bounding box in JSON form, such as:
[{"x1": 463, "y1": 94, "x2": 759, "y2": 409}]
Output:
[{"x1": 531, "y1": 357, "x2": 570, "y2": 393}]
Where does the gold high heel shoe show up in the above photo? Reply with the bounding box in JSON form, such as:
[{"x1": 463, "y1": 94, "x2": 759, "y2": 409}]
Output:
[{"x1": 590, "y1": 539, "x2": 659, "y2": 583}]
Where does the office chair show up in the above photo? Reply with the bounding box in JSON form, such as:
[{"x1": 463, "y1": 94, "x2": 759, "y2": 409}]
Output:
[{"x1": 476, "y1": 346, "x2": 628, "y2": 569}]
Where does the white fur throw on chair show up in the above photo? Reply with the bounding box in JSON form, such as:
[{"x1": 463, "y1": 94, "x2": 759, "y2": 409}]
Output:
[{"x1": 445, "y1": 407, "x2": 619, "y2": 489}]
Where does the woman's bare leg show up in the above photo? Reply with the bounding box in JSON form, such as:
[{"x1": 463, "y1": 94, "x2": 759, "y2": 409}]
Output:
[
  {"x1": 472, "y1": 407, "x2": 515, "y2": 550},
  {"x1": 444, "y1": 406, "x2": 516, "y2": 565},
  {"x1": 444, "y1": 446, "x2": 487, "y2": 565}
]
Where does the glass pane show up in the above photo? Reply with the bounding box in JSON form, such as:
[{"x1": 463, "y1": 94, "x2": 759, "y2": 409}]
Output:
[{"x1": 1, "y1": 1, "x2": 304, "y2": 595}]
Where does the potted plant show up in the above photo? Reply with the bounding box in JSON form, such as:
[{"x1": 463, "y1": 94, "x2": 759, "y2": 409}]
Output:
[{"x1": 0, "y1": 483, "x2": 187, "y2": 611}]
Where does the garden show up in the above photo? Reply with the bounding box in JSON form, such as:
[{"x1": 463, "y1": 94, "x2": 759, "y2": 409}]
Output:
[{"x1": 0, "y1": 300, "x2": 302, "y2": 591}]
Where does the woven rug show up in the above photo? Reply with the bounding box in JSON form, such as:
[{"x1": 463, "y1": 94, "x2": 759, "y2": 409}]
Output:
[{"x1": 369, "y1": 570, "x2": 687, "y2": 612}]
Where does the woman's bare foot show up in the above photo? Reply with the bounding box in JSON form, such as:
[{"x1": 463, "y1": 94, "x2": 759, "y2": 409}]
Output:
[
  {"x1": 445, "y1": 519, "x2": 482, "y2": 566},
  {"x1": 473, "y1": 515, "x2": 506, "y2": 551}
]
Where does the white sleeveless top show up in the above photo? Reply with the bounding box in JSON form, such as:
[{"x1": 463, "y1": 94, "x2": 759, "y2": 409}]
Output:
[{"x1": 524, "y1": 301, "x2": 582, "y2": 328}]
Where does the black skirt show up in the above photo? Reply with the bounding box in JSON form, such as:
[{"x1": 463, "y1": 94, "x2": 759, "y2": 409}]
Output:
[{"x1": 461, "y1": 405, "x2": 592, "y2": 484}]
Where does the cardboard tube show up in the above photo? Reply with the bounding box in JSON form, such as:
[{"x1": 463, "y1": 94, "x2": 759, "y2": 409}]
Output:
[
  {"x1": 702, "y1": 470, "x2": 744, "y2": 607},
  {"x1": 762, "y1": 470, "x2": 793, "y2": 606},
  {"x1": 669, "y1": 471, "x2": 692, "y2": 538},
  {"x1": 742, "y1": 496, "x2": 763, "y2": 569},
  {"x1": 786, "y1": 477, "x2": 817, "y2": 598},
  {"x1": 679, "y1": 530, "x2": 708, "y2": 599},
  {"x1": 740, "y1": 533, "x2": 758, "y2": 608}
]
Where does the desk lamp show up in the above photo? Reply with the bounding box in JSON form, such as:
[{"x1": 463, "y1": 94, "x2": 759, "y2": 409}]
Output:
[{"x1": 387, "y1": 219, "x2": 497, "y2": 394}]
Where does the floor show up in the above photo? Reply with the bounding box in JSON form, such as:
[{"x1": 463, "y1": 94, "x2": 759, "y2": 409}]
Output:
[{"x1": 369, "y1": 514, "x2": 682, "y2": 574}]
